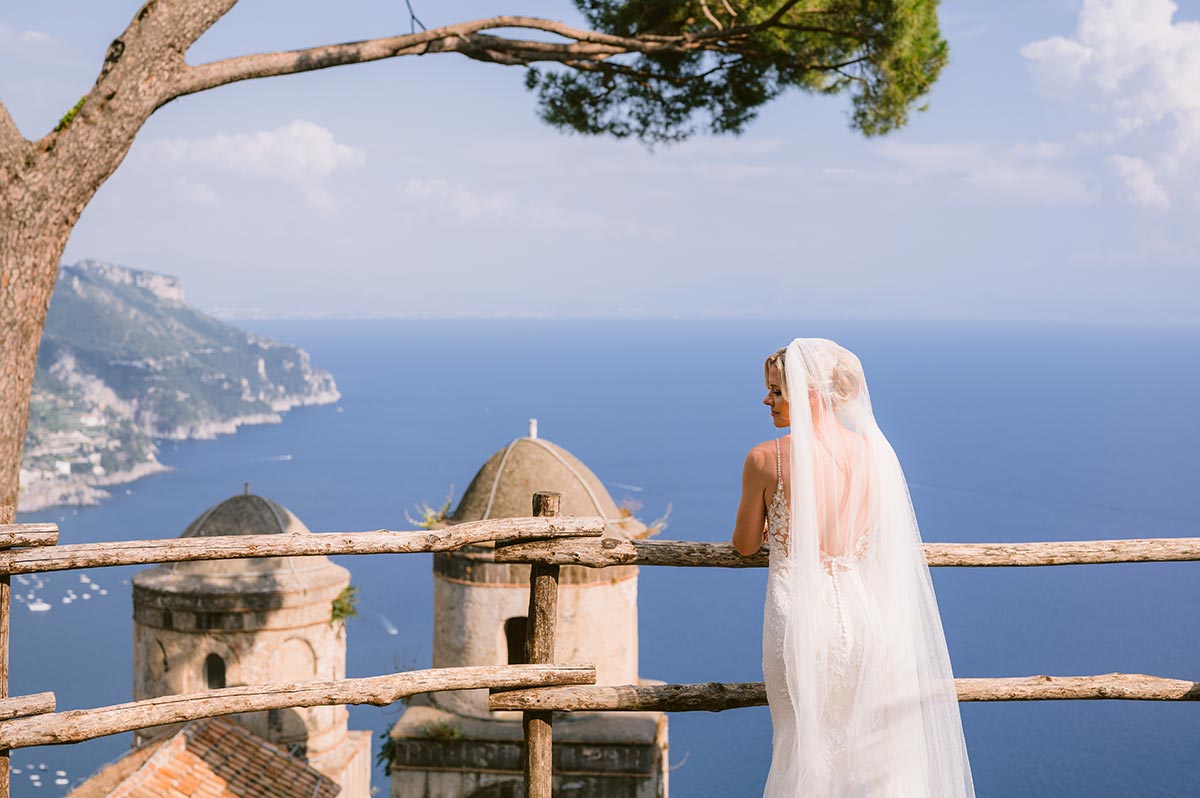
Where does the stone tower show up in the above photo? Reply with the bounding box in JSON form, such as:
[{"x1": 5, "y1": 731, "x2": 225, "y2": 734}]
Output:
[
  {"x1": 390, "y1": 426, "x2": 669, "y2": 798},
  {"x1": 132, "y1": 493, "x2": 372, "y2": 798}
]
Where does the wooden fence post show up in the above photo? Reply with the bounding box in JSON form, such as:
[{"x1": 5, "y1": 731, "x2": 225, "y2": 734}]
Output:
[
  {"x1": 523, "y1": 491, "x2": 561, "y2": 798},
  {"x1": 0, "y1": 523, "x2": 11, "y2": 798}
]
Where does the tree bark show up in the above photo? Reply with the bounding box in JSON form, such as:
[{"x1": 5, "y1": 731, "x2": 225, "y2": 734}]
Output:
[{"x1": 0, "y1": 215, "x2": 74, "y2": 525}]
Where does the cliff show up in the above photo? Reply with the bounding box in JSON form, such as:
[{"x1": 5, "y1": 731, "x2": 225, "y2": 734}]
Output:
[{"x1": 20, "y1": 259, "x2": 340, "y2": 511}]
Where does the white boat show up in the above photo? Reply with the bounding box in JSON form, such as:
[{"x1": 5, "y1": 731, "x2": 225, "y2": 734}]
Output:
[{"x1": 28, "y1": 600, "x2": 51, "y2": 612}]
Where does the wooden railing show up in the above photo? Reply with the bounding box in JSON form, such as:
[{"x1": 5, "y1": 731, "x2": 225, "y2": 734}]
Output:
[
  {"x1": 0, "y1": 510, "x2": 604, "y2": 798},
  {"x1": 1, "y1": 499, "x2": 1198, "y2": 798},
  {"x1": 488, "y1": 507, "x2": 1200, "y2": 797}
]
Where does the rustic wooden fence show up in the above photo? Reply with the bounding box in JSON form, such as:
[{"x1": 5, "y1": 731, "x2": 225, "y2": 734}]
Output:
[
  {"x1": 487, "y1": 495, "x2": 1200, "y2": 798},
  {"x1": 1, "y1": 491, "x2": 1198, "y2": 798},
  {"x1": 0, "y1": 502, "x2": 603, "y2": 798}
]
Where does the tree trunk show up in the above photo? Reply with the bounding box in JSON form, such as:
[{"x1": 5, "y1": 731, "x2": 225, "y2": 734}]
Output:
[{"x1": 0, "y1": 204, "x2": 74, "y2": 525}]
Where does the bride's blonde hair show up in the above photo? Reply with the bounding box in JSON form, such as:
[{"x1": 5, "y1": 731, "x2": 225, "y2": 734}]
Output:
[{"x1": 764, "y1": 347, "x2": 789, "y2": 400}]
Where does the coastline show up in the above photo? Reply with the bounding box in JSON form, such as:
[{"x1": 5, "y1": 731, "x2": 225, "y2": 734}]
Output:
[
  {"x1": 18, "y1": 460, "x2": 174, "y2": 513},
  {"x1": 18, "y1": 391, "x2": 339, "y2": 513}
]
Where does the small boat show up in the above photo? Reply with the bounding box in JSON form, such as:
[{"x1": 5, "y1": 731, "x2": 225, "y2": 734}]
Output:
[{"x1": 28, "y1": 600, "x2": 51, "y2": 612}]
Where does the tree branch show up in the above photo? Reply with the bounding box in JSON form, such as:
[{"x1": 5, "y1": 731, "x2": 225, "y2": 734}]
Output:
[
  {"x1": 30, "y1": 0, "x2": 242, "y2": 209},
  {"x1": 172, "y1": 15, "x2": 712, "y2": 99},
  {"x1": 0, "y1": 98, "x2": 26, "y2": 162}
]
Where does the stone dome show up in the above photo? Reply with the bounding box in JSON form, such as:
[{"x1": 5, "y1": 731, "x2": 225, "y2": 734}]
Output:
[
  {"x1": 451, "y1": 434, "x2": 645, "y2": 538},
  {"x1": 134, "y1": 494, "x2": 347, "y2": 597}
]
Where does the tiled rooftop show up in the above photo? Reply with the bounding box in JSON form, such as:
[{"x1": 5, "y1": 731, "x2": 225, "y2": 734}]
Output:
[{"x1": 69, "y1": 716, "x2": 341, "y2": 798}]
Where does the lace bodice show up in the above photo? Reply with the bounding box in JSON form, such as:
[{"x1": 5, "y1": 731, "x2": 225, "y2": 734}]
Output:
[
  {"x1": 766, "y1": 438, "x2": 790, "y2": 551},
  {"x1": 765, "y1": 437, "x2": 870, "y2": 575}
]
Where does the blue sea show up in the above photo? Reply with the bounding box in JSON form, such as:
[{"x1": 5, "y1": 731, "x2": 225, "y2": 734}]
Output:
[{"x1": 13, "y1": 320, "x2": 1200, "y2": 797}]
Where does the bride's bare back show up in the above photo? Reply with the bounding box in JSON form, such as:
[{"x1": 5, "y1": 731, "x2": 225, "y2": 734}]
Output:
[{"x1": 735, "y1": 429, "x2": 871, "y2": 559}]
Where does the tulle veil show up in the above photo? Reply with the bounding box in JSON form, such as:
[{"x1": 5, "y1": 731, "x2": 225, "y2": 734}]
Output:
[{"x1": 767, "y1": 338, "x2": 974, "y2": 796}]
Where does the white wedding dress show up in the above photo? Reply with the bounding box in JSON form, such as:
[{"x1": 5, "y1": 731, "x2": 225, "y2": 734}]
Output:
[{"x1": 760, "y1": 339, "x2": 974, "y2": 798}]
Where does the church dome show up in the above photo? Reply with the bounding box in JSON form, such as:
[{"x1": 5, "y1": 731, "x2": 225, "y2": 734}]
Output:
[
  {"x1": 133, "y1": 493, "x2": 347, "y2": 596},
  {"x1": 451, "y1": 432, "x2": 645, "y2": 538}
]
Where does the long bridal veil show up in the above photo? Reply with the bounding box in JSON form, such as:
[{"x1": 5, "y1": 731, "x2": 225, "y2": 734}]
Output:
[{"x1": 774, "y1": 338, "x2": 974, "y2": 796}]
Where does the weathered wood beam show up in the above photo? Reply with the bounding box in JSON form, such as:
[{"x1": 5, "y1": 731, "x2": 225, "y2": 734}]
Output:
[
  {"x1": 523, "y1": 492, "x2": 561, "y2": 798},
  {"x1": 927, "y1": 539, "x2": 1200, "y2": 566},
  {"x1": 0, "y1": 538, "x2": 9, "y2": 798},
  {"x1": 0, "y1": 525, "x2": 58, "y2": 549},
  {"x1": 495, "y1": 537, "x2": 767, "y2": 568},
  {"x1": 489, "y1": 672, "x2": 1200, "y2": 712},
  {"x1": 0, "y1": 517, "x2": 603, "y2": 575},
  {"x1": 955, "y1": 673, "x2": 1200, "y2": 701},
  {"x1": 0, "y1": 664, "x2": 595, "y2": 750},
  {"x1": 494, "y1": 681, "x2": 764, "y2": 712},
  {"x1": 493, "y1": 537, "x2": 1200, "y2": 568},
  {"x1": 0, "y1": 693, "x2": 54, "y2": 721}
]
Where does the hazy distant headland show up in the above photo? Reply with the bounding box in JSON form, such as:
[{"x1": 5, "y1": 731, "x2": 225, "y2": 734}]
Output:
[{"x1": 20, "y1": 259, "x2": 339, "y2": 511}]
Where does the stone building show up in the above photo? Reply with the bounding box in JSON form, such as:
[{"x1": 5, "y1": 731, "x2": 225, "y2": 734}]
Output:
[
  {"x1": 74, "y1": 493, "x2": 372, "y2": 798},
  {"x1": 389, "y1": 426, "x2": 669, "y2": 797}
]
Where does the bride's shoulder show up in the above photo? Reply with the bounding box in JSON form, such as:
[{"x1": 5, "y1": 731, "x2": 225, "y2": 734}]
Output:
[{"x1": 742, "y1": 438, "x2": 780, "y2": 473}]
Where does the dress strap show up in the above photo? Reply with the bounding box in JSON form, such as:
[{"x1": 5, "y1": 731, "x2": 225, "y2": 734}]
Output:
[{"x1": 774, "y1": 437, "x2": 783, "y2": 486}]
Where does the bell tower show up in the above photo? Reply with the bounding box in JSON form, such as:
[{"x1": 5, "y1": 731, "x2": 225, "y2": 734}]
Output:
[
  {"x1": 389, "y1": 427, "x2": 669, "y2": 797},
  {"x1": 132, "y1": 493, "x2": 372, "y2": 797}
]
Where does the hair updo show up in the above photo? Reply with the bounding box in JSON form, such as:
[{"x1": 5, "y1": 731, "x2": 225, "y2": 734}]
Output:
[{"x1": 764, "y1": 343, "x2": 864, "y2": 408}]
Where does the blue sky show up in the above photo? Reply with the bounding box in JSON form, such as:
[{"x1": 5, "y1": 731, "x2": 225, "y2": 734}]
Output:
[{"x1": 1, "y1": 1, "x2": 1197, "y2": 323}]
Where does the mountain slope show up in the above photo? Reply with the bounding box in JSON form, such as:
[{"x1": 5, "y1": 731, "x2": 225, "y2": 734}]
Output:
[{"x1": 20, "y1": 259, "x2": 340, "y2": 510}]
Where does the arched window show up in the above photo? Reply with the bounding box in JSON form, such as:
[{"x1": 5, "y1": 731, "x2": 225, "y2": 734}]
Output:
[
  {"x1": 503, "y1": 616, "x2": 528, "y2": 665},
  {"x1": 204, "y1": 653, "x2": 226, "y2": 690}
]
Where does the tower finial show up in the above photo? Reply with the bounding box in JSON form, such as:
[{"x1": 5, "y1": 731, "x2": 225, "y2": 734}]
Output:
[{"x1": 529, "y1": 418, "x2": 538, "y2": 439}]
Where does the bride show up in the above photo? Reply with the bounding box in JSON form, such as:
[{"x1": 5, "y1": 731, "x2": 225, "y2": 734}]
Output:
[{"x1": 732, "y1": 339, "x2": 975, "y2": 797}]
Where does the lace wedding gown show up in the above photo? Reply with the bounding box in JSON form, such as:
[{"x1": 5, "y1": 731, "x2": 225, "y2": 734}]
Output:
[
  {"x1": 763, "y1": 437, "x2": 885, "y2": 797},
  {"x1": 758, "y1": 338, "x2": 974, "y2": 798}
]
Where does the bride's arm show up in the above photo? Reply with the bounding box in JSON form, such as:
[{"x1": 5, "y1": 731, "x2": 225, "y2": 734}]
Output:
[{"x1": 732, "y1": 446, "x2": 769, "y2": 556}]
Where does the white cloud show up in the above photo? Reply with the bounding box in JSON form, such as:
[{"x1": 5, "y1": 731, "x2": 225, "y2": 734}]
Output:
[
  {"x1": 869, "y1": 140, "x2": 1098, "y2": 205},
  {"x1": 0, "y1": 21, "x2": 55, "y2": 46},
  {"x1": 17, "y1": 30, "x2": 52, "y2": 44},
  {"x1": 175, "y1": 179, "x2": 220, "y2": 208},
  {"x1": 1021, "y1": 0, "x2": 1200, "y2": 207},
  {"x1": 397, "y1": 177, "x2": 663, "y2": 238},
  {"x1": 153, "y1": 121, "x2": 365, "y2": 211},
  {"x1": 400, "y1": 178, "x2": 516, "y2": 220},
  {"x1": 1107, "y1": 154, "x2": 1171, "y2": 208}
]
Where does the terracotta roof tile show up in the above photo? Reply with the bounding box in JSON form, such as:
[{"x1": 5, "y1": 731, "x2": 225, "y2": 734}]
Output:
[{"x1": 69, "y1": 717, "x2": 340, "y2": 798}]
